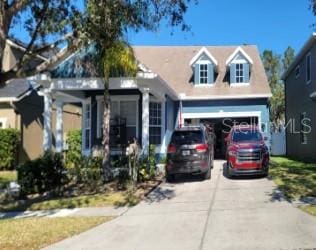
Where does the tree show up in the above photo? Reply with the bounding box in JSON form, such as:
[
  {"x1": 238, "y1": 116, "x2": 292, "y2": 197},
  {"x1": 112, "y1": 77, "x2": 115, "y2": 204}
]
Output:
[
  {"x1": 83, "y1": 0, "x2": 197, "y2": 177},
  {"x1": 282, "y1": 46, "x2": 295, "y2": 72},
  {"x1": 262, "y1": 47, "x2": 295, "y2": 129},
  {"x1": 0, "y1": 0, "x2": 81, "y2": 85}
]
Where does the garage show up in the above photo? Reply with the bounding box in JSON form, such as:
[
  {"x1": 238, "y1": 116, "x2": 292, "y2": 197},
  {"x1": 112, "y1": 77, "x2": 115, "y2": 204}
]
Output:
[{"x1": 182, "y1": 112, "x2": 261, "y2": 159}]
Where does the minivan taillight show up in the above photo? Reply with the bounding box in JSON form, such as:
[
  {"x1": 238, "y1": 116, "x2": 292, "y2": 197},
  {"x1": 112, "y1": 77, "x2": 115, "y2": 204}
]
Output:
[
  {"x1": 167, "y1": 145, "x2": 177, "y2": 154},
  {"x1": 195, "y1": 144, "x2": 208, "y2": 153}
]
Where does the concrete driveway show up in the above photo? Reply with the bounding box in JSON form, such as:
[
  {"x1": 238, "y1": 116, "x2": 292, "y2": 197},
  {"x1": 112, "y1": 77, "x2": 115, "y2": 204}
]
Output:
[{"x1": 46, "y1": 160, "x2": 316, "y2": 250}]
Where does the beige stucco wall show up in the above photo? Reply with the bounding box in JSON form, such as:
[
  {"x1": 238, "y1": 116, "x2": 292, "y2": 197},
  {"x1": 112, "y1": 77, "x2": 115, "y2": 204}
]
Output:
[
  {"x1": 0, "y1": 103, "x2": 20, "y2": 129},
  {"x1": 1, "y1": 44, "x2": 16, "y2": 72}
]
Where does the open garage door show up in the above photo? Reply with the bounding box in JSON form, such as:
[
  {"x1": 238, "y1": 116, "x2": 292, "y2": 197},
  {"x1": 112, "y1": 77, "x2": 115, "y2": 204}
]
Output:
[{"x1": 184, "y1": 114, "x2": 259, "y2": 159}]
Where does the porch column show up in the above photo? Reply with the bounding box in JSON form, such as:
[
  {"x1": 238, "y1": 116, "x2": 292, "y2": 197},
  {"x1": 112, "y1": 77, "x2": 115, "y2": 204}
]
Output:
[
  {"x1": 141, "y1": 88, "x2": 150, "y2": 155},
  {"x1": 43, "y1": 90, "x2": 52, "y2": 151},
  {"x1": 55, "y1": 100, "x2": 64, "y2": 153}
]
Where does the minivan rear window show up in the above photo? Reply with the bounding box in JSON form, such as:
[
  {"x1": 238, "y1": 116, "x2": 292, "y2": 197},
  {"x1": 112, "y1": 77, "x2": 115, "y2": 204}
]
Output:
[{"x1": 171, "y1": 130, "x2": 203, "y2": 145}]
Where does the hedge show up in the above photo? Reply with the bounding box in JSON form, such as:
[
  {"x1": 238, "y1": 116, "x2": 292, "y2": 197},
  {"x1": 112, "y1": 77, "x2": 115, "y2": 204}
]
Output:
[
  {"x1": 17, "y1": 151, "x2": 67, "y2": 195},
  {"x1": 65, "y1": 130, "x2": 82, "y2": 168},
  {"x1": 0, "y1": 129, "x2": 20, "y2": 170}
]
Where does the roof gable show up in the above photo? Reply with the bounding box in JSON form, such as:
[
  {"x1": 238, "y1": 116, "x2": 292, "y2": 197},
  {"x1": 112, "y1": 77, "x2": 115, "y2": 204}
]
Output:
[
  {"x1": 189, "y1": 47, "x2": 218, "y2": 66},
  {"x1": 225, "y1": 46, "x2": 253, "y2": 66}
]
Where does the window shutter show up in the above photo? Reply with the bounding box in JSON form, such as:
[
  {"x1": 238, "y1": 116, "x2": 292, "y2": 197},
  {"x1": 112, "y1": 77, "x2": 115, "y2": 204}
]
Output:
[
  {"x1": 207, "y1": 64, "x2": 214, "y2": 84},
  {"x1": 244, "y1": 63, "x2": 250, "y2": 83},
  {"x1": 194, "y1": 64, "x2": 200, "y2": 84},
  {"x1": 230, "y1": 64, "x2": 236, "y2": 84}
]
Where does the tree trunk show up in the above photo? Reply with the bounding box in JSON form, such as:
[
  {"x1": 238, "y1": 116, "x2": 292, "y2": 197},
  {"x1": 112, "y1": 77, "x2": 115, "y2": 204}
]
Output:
[{"x1": 102, "y1": 76, "x2": 112, "y2": 181}]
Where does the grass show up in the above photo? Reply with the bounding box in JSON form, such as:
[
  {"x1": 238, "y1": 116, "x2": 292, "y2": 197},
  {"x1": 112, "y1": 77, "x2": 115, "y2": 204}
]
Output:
[
  {"x1": 0, "y1": 216, "x2": 111, "y2": 250},
  {"x1": 0, "y1": 191, "x2": 140, "y2": 212},
  {"x1": 0, "y1": 179, "x2": 161, "y2": 212},
  {"x1": 0, "y1": 171, "x2": 17, "y2": 189},
  {"x1": 300, "y1": 205, "x2": 316, "y2": 216},
  {"x1": 270, "y1": 157, "x2": 316, "y2": 200}
]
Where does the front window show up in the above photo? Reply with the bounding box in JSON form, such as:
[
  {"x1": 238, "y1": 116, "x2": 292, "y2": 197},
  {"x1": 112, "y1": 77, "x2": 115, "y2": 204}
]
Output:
[
  {"x1": 149, "y1": 102, "x2": 162, "y2": 145},
  {"x1": 199, "y1": 64, "x2": 208, "y2": 84},
  {"x1": 306, "y1": 53, "x2": 311, "y2": 84},
  {"x1": 98, "y1": 99, "x2": 138, "y2": 142},
  {"x1": 232, "y1": 130, "x2": 262, "y2": 142},
  {"x1": 235, "y1": 63, "x2": 244, "y2": 83}
]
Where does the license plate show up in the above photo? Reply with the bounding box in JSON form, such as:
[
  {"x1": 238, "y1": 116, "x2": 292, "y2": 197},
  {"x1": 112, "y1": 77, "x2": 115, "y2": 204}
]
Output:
[{"x1": 182, "y1": 150, "x2": 190, "y2": 156}]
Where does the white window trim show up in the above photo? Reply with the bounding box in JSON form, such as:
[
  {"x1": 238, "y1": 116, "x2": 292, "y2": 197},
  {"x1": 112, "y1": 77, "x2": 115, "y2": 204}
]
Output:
[
  {"x1": 82, "y1": 98, "x2": 91, "y2": 156},
  {"x1": 150, "y1": 97, "x2": 166, "y2": 145},
  {"x1": 306, "y1": 52, "x2": 311, "y2": 85},
  {"x1": 230, "y1": 82, "x2": 250, "y2": 87},
  {"x1": 199, "y1": 63, "x2": 208, "y2": 84},
  {"x1": 295, "y1": 65, "x2": 300, "y2": 79},
  {"x1": 235, "y1": 63, "x2": 245, "y2": 83},
  {"x1": 0, "y1": 117, "x2": 7, "y2": 129},
  {"x1": 96, "y1": 95, "x2": 139, "y2": 140}
]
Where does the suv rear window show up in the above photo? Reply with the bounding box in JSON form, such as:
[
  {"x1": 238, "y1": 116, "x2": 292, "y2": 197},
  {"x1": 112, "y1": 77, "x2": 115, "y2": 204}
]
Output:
[
  {"x1": 171, "y1": 130, "x2": 203, "y2": 145},
  {"x1": 232, "y1": 130, "x2": 262, "y2": 142}
]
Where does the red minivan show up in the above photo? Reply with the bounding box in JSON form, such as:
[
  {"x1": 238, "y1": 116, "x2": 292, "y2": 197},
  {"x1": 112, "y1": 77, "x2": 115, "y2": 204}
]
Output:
[{"x1": 225, "y1": 125, "x2": 269, "y2": 177}]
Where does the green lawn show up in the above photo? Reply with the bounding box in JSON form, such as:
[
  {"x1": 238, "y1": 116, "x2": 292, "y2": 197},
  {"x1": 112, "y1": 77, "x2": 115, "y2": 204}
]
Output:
[
  {"x1": 0, "y1": 190, "x2": 140, "y2": 212},
  {"x1": 0, "y1": 171, "x2": 17, "y2": 189},
  {"x1": 0, "y1": 216, "x2": 111, "y2": 250},
  {"x1": 0, "y1": 179, "x2": 161, "y2": 212},
  {"x1": 270, "y1": 157, "x2": 316, "y2": 216},
  {"x1": 270, "y1": 157, "x2": 316, "y2": 200}
]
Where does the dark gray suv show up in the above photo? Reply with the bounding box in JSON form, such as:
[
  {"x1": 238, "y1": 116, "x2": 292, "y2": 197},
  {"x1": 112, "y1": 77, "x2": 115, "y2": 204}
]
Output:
[{"x1": 165, "y1": 126, "x2": 214, "y2": 182}]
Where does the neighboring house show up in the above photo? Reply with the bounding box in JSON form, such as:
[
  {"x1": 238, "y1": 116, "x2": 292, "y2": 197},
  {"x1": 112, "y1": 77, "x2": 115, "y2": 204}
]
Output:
[
  {"x1": 0, "y1": 40, "x2": 81, "y2": 163},
  {"x1": 282, "y1": 33, "x2": 316, "y2": 161},
  {"x1": 35, "y1": 44, "x2": 271, "y2": 158}
]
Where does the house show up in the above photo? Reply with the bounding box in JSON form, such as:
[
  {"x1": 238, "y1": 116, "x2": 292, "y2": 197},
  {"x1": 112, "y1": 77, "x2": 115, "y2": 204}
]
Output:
[
  {"x1": 282, "y1": 33, "x2": 316, "y2": 162},
  {"x1": 35, "y1": 44, "x2": 271, "y2": 158},
  {"x1": 0, "y1": 40, "x2": 81, "y2": 163}
]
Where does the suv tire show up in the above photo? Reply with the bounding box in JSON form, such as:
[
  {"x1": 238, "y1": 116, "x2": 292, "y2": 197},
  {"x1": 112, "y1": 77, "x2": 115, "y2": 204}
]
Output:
[
  {"x1": 204, "y1": 168, "x2": 211, "y2": 180},
  {"x1": 166, "y1": 173, "x2": 175, "y2": 182}
]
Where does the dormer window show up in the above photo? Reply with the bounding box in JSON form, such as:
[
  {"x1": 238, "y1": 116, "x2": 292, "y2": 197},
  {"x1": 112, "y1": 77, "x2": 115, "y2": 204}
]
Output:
[
  {"x1": 226, "y1": 47, "x2": 253, "y2": 86},
  {"x1": 199, "y1": 64, "x2": 208, "y2": 84},
  {"x1": 235, "y1": 63, "x2": 244, "y2": 83},
  {"x1": 190, "y1": 47, "x2": 218, "y2": 86}
]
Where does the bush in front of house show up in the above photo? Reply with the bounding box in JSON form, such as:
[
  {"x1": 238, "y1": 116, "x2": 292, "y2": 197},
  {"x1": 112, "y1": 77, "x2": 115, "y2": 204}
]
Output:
[
  {"x1": 67, "y1": 156, "x2": 104, "y2": 189},
  {"x1": 17, "y1": 151, "x2": 67, "y2": 195},
  {"x1": 65, "y1": 130, "x2": 82, "y2": 168},
  {"x1": 0, "y1": 129, "x2": 20, "y2": 170}
]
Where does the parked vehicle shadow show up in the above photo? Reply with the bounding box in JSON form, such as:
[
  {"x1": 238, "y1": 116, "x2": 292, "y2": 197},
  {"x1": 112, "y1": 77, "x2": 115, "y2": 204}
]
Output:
[{"x1": 145, "y1": 186, "x2": 176, "y2": 203}]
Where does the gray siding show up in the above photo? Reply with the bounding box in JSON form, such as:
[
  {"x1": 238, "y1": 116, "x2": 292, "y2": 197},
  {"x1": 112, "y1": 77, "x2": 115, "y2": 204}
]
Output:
[{"x1": 285, "y1": 43, "x2": 316, "y2": 161}]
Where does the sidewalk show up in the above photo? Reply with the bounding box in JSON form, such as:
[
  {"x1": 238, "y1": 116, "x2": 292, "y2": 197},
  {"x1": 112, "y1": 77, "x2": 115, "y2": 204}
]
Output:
[{"x1": 0, "y1": 206, "x2": 128, "y2": 219}]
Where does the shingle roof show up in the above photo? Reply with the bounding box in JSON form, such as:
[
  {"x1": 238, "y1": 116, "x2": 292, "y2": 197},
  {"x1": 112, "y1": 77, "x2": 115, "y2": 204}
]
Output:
[
  {"x1": 133, "y1": 45, "x2": 271, "y2": 99},
  {"x1": 0, "y1": 79, "x2": 32, "y2": 99}
]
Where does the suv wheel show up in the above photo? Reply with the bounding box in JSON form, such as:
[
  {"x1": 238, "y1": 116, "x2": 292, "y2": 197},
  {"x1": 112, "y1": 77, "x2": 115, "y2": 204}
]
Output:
[
  {"x1": 204, "y1": 168, "x2": 211, "y2": 180},
  {"x1": 166, "y1": 173, "x2": 175, "y2": 182}
]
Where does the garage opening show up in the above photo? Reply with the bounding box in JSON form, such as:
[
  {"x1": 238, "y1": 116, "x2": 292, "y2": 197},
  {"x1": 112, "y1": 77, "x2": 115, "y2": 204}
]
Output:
[{"x1": 184, "y1": 117, "x2": 258, "y2": 159}]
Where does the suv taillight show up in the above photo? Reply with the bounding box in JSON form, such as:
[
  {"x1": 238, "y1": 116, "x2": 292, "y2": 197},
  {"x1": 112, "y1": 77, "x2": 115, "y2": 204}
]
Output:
[
  {"x1": 195, "y1": 144, "x2": 208, "y2": 153},
  {"x1": 167, "y1": 144, "x2": 177, "y2": 154}
]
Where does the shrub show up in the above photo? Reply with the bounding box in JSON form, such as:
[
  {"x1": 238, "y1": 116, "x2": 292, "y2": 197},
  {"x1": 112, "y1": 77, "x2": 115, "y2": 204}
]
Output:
[
  {"x1": 65, "y1": 130, "x2": 82, "y2": 168},
  {"x1": 17, "y1": 151, "x2": 67, "y2": 195},
  {"x1": 67, "y1": 156, "x2": 104, "y2": 188},
  {"x1": 138, "y1": 145, "x2": 157, "y2": 182},
  {"x1": 0, "y1": 129, "x2": 20, "y2": 170}
]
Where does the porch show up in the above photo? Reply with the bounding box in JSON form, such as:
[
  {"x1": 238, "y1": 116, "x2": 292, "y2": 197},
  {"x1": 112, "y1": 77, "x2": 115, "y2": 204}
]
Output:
[{"x1": 36, "y1": 74, "x2": 177, "y2": 157}]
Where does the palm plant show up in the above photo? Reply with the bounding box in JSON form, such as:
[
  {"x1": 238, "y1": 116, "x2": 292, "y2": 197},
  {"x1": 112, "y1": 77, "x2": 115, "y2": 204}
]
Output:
[{"x1": 100, "y1": 41, "x2": 138, "y2": 179}]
